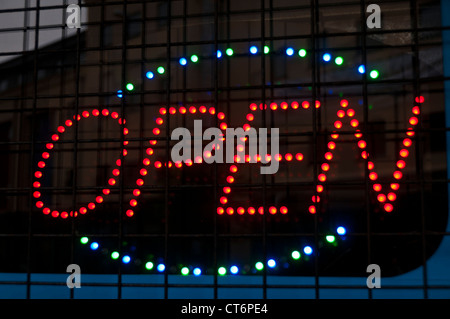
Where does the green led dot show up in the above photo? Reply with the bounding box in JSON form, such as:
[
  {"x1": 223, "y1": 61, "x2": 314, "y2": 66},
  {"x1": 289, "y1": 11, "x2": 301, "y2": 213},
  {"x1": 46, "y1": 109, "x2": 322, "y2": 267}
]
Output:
[
  {"x1": 326, "y1": 235, "x2": 336, "y2": 243},
  {"x1": 190, "y1": 54, "x2": 199, "y2": 63},
  {"x1": 126, "y1": 83, "x2": 134, "y2": 91},
  {"x1": 226, "y1": 48, "x2": 234, "y2": 56},
  {"x1": 218, "y1": 267, "x2": 227, "y2": 276},
  {"x1": 111, "y1": 251, "x2": 120, "y2": 260},
  {"x1": 298, "y1": 49, "x2": 307, "y2": 57},
  {"x1": 80, "y1": 237, "x2": 89, "y2": 244},
  {"x1": 291, "y1": 250, "x2": 301, "y2": 260},
  {"x1": 181, "y1": 267, "x2": 190, "y2": 276},
  {"x1": 370, "y1": 70, "x2": 379, "y2": 79},
  {"x1": 145, "y1": 261, "x2": 154, "y2": 270},
  {"x1": 255, "y1": 262, "x2": 264, "y2": 271},
  {"x1": 157, "y1": 66, "x2": 165, "y2": 74},
  {"x1": 264, "y1": 46, "x2": 270, "y2": 54},
  {"x1": 335, "y1": 56, "x2": 344, "y2": 65}
]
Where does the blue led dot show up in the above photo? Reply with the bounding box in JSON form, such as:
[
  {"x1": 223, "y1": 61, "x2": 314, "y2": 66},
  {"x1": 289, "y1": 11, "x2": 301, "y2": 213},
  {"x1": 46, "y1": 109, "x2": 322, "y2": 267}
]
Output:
[
  {"x1": 217, "y1": 50, "x2": 222, "y2": 58},
  {"x1": 303, "y1": 246, "x2": 313, "y2": 255},
  {"x1": 157, "y1": 264, "x2": 165, "y2": 272},
  {"x1": 337, "y1": 226, "x2": 347, "y2": 235},
  {"x1": 267, "y1": 259, "x2": 276, "y2": 268},
  {"x1": 116, "y1": 90, "x2": 123, "y2": 98},
  {"x1": 122, "y1": 255, "x2": 131, "y2": 264},
  {"x1": 286, "y1": 47, "x2": 294, "y2": 56},
  {"x1": 250, "y1": 46, "x2": 258, "y2": 54},
  {"x1": 145, "y1": 71, "x2": 154, "y2": 79},
  {"x1": 323, "y1": 53, "x2": 331, "y2": 62},
  {"x1": 230, "y1": 266, "x2": 239, "y2": 274},
  {"x1": 90, "y1": 242, "x2": 99, "y2": 250},
  {"x1": 179, "y1": 58, "x2": 187, "y2": 66},
  {"x1": 358, "y1": 65, "x2": 366, "y2": 74},
  {"x1": 193, "y1": 267, "x2": 202, "y2": 276}
]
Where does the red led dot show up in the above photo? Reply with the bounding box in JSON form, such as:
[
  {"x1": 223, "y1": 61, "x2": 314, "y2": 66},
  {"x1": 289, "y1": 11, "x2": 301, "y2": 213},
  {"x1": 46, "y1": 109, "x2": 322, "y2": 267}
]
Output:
[
  {"x1": 340, "y1": 99, "x2": 349, "y2": 107},
  {"x1": 248, "y1": 207, "x2": 256, "y2": 215},
  {"x1": 126, "y1": 210, "x2": 134, "y2": 217},
  {"x1": 377, "y1": 194, "x2": 386, "y2": 203},
  {"x1": 403, "y1": 138, "x2": 412, "y2": 147},
  {"x1": 220, "y1": 123, "x2": 227, "y2": 130},
  {"x1": 111, "y1": 112, "x2": 119, "y2": 119},
  {"x1": 36, "y1": 201, "x2": 44, "y2": 208},
  {"x1": 115, "y1": 159, "x2": 121, "y2": 167},
  {"x1": 369, "y1": 172, "x2": 378, "y2": 181},
  {"x1": 220, "y1": 196, "x2": 228, "y2": 205},
  {"x1": 317, "y1": 185, "x2": 324, "y2": 193},
  {"x1": 75, "y1": 114, "x2": 81, "y2": 121},
  {"x1": 33, "y1": 181, "x2": 41, "y2": 188},
  {"x1": 156, "y1": 118, "x2": 164, "y2": 125},
  {"x1": 331, "y1": 133, "x2": 339, "y2": 139},
  {"x1": 92, "y1": 109, "x2": 100, "y2": 116},
  {"x1": 51, "y1": 211, "x2": 59, "y2": 218},
  {"x1": 136, "y1": 179, "x2": 144, "y2": 186},
  {"x1": 227, "y1": 176, "x2": 234, "y2": 183},
  {"x1": 35, "y1": 171, "x2": 42, "y2": 178},
  {"x1": 189, "y1": 106, "x2": 197, "y2": 114},
  {"x1": 175, "y1": 161, "x2": 182, "y2": 168},
  {"x1": 309, "y1": 205, "x2": 316, "y2": 214},
  {"x1": 391, "y1": 183, "x2": 400, "y2": 191},
  {"x1": 96, "y1": 196, "x2": 103, "y2": 203},
  {"x1": 230, "y1": 165, "x2": 238, "y2": 173},
  {"x1": 88, "y1": 203, "x2": 95, "y2": 210},
  {"x1": 400, "y1": 149, "x2": 409, "y2": 158},
  {"x1": 102, "y1": 109, "x2": 109, "y2": 116},
  {"x1": 199, "y1": 106, "x2": 207, "y2": 113},
  {"x1": 355, "y1": 131, "x2": 363, "y2": 139},
  {"x1": 133, "y1": 189, "x2": 141, "y2": 197},
  {"x1": 112, "y1": 169, "x2": 120, "y2": 176},
  {"x1": 146, "y1": 148, "x2": 154, "y2": 156},
  {"x1": 324, "y1": 152, "x2": 333, "y2": 161},
  {"x1": 296, "y1": 153, "x2": 304, "y2": 161},
  {"x1": 361, "y1": 151, "x2": 368, "y2": 159},
  {"x1": 350, "y1": 119, "x2": 359, "y2": 127},
  {"x1": 209, "y1": 107, "x2": 216, "y2": 115},
  {"x1": 123, "y1": 128, "x2": 129, "y2": 135},
  {"x1": 397, "y1": 160, "x2": 406, "y2": 169},
  {"x1": 82, "y1": 111, "x2": 90, "y2": 118},
  {"x1": 65, "y1": 120, "x2": 73, "y2": 127},
  {"x1": 123, "y1": 150, "x2": 128, "y2": 157},
  {"x1": 159, "y1": 108, "x2": 167, "y2": 115},
  {"x1": 33, "y1": 191, "x2": 41, "y2": 198},
  {"x1": 302, "y1": 101, "x2": 310, "y2": 109},
  {"x1": 46, "y1": 143, "x2": 54, "y2": 150},
  {"x1": 169, "y1": 107, "x2": 176, "y2": 114},
  {"x1": 237, "y1": 207, "x2": 245, "y2": 215},
  {"x1": 312, "y1": 195, "x2": 320, "y2": 203},
  {"x1": 218, "y1": 112, "x2": 225, "y2": 120},
  {"x1": 185, "y1": 159, "x2": 193, "y2": 166},
  {"x1": 118, "y1": 118, "x2": 126, "y2": 125},
  {"x1": 409, "y1": 117, "x2": 419, "y2": 126},
  {"x1": 258, "y1": 207, "x2": 264, "y2": 215},
  {"x1": 393, "y1": 171, "x2": 403, "y2": 180},
  {"x1": 285, "y1": 153, "x2": 293, "y2": 161},
  {"x1": 337, "y1": 110, "x2": 345, "y2": 118},
  {"x1": 38, "y1": 161, "x2": 45, "y2": 168},
  {"x1": 149, "y1": 140, "x2": 157, "y2": 145},
  {"x1": 384, "y1": 203, "x2": 394, "y2": 212},
  {"x1": 249, "y1": 103, "x2": 257, "y2": 111},
  {"x1": 280, "y1": 102, "x2": 288, "y2": 110},
  {"x1": 270, "y1": 102, "x2": 278, "y2": 110},
  {"x1": 321, "y1": 163, "x2": 330, "y2": 171},
  {"x1": 347, "y1": 109, "x2": 355, "y2": 117},
  {"x1": 334, "y1": 121, "x2": 342, "y2": 129},
  {"x1": 415, "y1": 96, "x2": 425, "y2": 103},
  {"x1": 143, "y1": 158, "x2": 150, "y2": 166},
  {"x1": 246, "y1": 114, "x2": 254, "y2": 121},
  {"x1": 57, "y1": 126, "x2": 65, "y2": 134},
  {"x1": 140, "y1": 168, "x2": 147, "y2": 176},
  {"x1": 318, "y1": 173, "x2": 327, "y2": 182},
  {"x1": 280, "y1": 206, "x2": 288, "y2": 214},
  {"x1": 259, "y1": 103, "x2": 267, "y2": 110},
  {"x1": 412, "y1": 106, "x2": 420, "y2": 115},
  {"x1": 130, "y1": 199, "x2": 137, "y2": 207},
  {"x1": 178, "y1": 106, "x2": 186, "y2": 114},
  {"x1": 387, "y1": 192, "x2": 397, "y2": 201},
  {"x1": 291, "y1": 101, "x2": 299, "y2": 109},
  {"x1": 327, "y1": 142, "x2": 336, "y2": 150},
  {"x1": 154, "y1": 161, "x2": 162, "y2": 169},
  {"x1": 315, "y1": 100, "x2": 321, "y2": 108},
  {"x1": 358, "y1": 140, "x2": 367, "y2": 149},
  {"x1": 226, "y1": 207, "x2": 234, "y2": 215},
  {"x1": 373, "y1": 184, "x2": 382, "y2": 192},
  {"x1": 195, "y1": 156, "x2": 203, "y2": 164},
  {"x1": 269, "y1": 206, "x2": 277, "y2": 215},
  {"x1": 108, "y1": 178, "x2": 116, "y2": 186},
  {"x1": 103, "y1": 189, "x2": 110, "y2": 195},
  {"x1": 368, "y1": 161, "x2": 374, "y2": 170},
  {"x1": 217, "y1": 207, "x2": 224, "y2": 215},
  {"x1": 223, "y1": 187, "x2": 231, "y2": 194},
  {"x1": 43, "y1": 207, "x2": 50, "y2": 215}
]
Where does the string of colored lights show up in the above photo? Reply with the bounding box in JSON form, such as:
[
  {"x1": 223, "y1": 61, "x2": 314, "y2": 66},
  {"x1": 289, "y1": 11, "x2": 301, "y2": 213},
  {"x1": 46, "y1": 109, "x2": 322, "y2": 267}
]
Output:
[{"x1": 32, "y1": 45, "x2": 422, "y2": 276}]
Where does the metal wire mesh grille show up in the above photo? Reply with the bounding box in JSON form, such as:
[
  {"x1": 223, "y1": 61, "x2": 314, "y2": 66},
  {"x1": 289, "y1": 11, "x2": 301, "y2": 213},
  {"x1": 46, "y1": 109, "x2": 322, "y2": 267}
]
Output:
[{"x1": 0, "y1": 0, "x2": 449, "y2": 299}]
